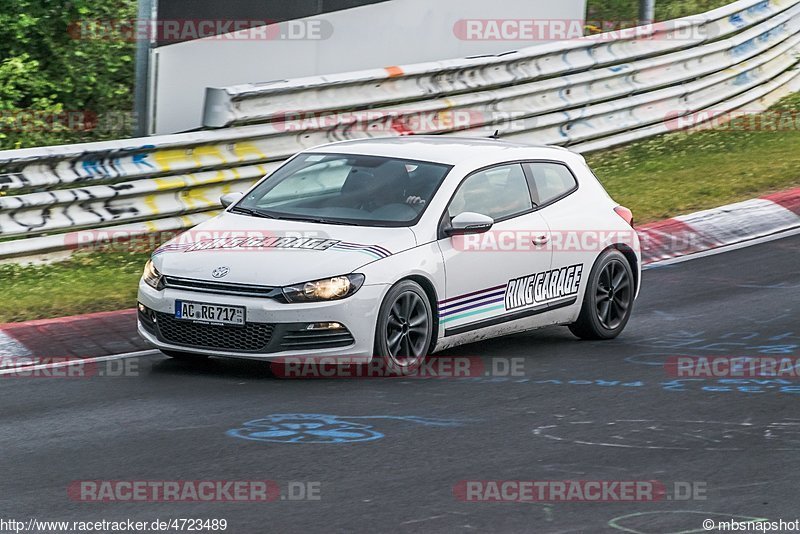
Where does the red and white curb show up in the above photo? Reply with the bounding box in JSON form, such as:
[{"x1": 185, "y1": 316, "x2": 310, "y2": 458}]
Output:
[
  {"x1": 0, "y1": 332, "x2": 32, "y2": 358},
  {"x1": 0, "y1": 309, "x2": 153, "y2": 370},
  {"x1": 1, "y1": 186, "x2": 799, "y2": 366},
  {"x1": 638, "y1": 186, "x2": 800, "y2": 265}
]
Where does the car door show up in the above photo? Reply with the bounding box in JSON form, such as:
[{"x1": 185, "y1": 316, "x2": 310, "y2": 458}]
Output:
[
  {"x1": 437, "y1": 163, "x2": 553, "y2": 338},
  {"x1": 521, "y1": 161, "x2": 590, "y2": 324}
]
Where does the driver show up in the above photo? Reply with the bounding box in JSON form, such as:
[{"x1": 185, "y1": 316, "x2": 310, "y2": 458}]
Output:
[{"x1": 403, "y1": 164, "x2": 438, "y2": 206}]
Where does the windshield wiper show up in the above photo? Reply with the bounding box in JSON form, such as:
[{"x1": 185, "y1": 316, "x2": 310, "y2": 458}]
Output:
[
  {"x1": 275, "y1": 216, "x2": 350, "y2": 225},
  {"x1": 231, "y1": 208, "x2": 349, "y2": 225},
  {"x1": 229, "y1": 206, "x2": 275, "y2": 219}
]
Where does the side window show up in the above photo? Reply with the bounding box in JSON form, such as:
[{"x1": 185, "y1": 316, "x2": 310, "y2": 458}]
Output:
[
  {"x1": 524, "y1": 162, "x2": 577, "y2": 205},
  {"x1": 447, "y1": 164, "x2": 533, "y2": 220}
]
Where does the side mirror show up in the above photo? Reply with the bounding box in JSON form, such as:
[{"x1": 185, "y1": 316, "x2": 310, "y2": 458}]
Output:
[
  {"x1": 220, "y1": 192, "x2": 244, "y2": 208},
  {"x1": 445, "y1": 212, "x2": 494, "y2": 236}
]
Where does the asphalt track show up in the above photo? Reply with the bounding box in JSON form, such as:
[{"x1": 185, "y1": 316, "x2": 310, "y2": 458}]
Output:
[{"x1": 1, "y1": 234, "x2": 799, "y2": 533}]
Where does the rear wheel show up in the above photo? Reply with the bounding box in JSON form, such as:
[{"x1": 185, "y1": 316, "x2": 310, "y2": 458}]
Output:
[
  {"x1": 374, "y1": 280, "x2": 434, "y2": 374},
  {"x1": 161, "y1": 350, "x2": 209, "y2": 361},
  {"x1": 569, "y1": 249, "x2": 634, "y2": 340}
]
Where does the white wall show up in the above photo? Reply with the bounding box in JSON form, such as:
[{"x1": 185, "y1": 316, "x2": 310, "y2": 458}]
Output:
[{"x1": 149, "y1": 0, "x2": 587, "y2": 134}]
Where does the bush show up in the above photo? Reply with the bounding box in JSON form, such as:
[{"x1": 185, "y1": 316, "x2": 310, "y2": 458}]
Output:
[
  {"x1": 0, "y1": 0, "x2": 137, "y2": 150},
  {"x1": 585, "y1": 0, "x2": 733, "y2": 23}
]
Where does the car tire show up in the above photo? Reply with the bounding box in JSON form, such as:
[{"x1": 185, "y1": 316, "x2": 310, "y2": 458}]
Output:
[
  {"x1": 568, "y1": 249, "x2": 635, "y2": 340},
  {"x1": 374, "y1": 280, "x2": 434, "y2": 374},
  {"x1": 161, "y1": 350, "x2": 210, "y2": 361}
]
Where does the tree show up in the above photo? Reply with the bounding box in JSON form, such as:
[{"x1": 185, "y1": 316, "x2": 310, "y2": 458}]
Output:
[{"x1": 0, "y1": 0, "x2": 137, "y2": 149}]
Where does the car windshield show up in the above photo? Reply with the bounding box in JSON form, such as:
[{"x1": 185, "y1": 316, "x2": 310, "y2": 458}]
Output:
[{"x1": 235, "y1": 153, "x2": 452, "y2": 227}]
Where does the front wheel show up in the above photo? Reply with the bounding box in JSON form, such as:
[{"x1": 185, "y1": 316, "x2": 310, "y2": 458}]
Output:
[
  {"x1": 374, "y1": 280, "x2": 434, "y2": 374},
  {"x1": 568, "y1": 249, "x2": 635, "y2": 340}
]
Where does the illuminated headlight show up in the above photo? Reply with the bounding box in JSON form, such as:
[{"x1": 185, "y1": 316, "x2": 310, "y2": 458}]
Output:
[
  {"x1": 282, "y1": 274, "x2": 365, "y2": 303},
  {"x1": 142, "y1": 259, "x2": 164, "y2": 290}
]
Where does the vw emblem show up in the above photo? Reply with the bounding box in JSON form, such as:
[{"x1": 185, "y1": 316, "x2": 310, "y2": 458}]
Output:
[{"x1": 211, "y1": 266, "x2": 230, "y2": 279}]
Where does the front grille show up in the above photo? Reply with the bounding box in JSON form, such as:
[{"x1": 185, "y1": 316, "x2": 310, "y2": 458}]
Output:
[
  {"x1": 280, "y1": 326, "x2": 355, "y2": 351},
  {"x1": 142, "y1": 304, "x2": 355, "y2": 354},
  {"x1": 154, "y1": 312, "x2": 274, "y2": 352},
  {"x1": 163, "y1": 276, "x2": 281, "y2": 298}
]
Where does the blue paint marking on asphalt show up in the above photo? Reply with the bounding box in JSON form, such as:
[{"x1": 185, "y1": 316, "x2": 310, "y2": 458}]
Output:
[
  {"x1": 627, "y1": 330, "x2": 800, "y2": 355},
  {"x1": 624, "y1": 353, "x2": 786, "y2": 366},
  {"x1": 449, "y1": 376, "x2": 800, "y2": 395},
  {"x1": 227, "y1": 414, "x2": 463, "y2": 444}
]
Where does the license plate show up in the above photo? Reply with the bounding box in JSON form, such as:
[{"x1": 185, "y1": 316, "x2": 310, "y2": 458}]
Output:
[{"x1": 175, "y1": 300, "x2": 245, "y2": 326}]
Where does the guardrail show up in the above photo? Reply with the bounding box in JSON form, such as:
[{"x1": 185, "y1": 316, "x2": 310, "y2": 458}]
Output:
[{"x1": 1, "y1": 0, "x2": 799, "y2": 260}]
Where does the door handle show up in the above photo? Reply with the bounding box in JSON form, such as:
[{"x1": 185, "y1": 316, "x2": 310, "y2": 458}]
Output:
[{"x1": 532, "y1": 235, "x2": 550, "y2": 246}]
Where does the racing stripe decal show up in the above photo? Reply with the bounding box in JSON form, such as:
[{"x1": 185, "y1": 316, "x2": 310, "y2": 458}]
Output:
[
  {"x1": 439, "y1": 284, "x2": 507, "y2": 324},
  {"x1": 440, "y1": 264, "x2": 584, "y2": 327},
  {"x1": 440, "y1": 289, "x2": 506, "y2": 316},
  {"x1": 152, "y1": 242, "x2": 190, "y2": 256},
  {"x1": 331, "y1": 242, "x2": 392, "y2": 259},
  {"x1": 440, "y1": 284, "x2": 507, "y2": 305}
]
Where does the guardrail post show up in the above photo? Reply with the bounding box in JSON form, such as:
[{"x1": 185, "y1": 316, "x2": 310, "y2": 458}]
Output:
[
  {"x1": 134, "y1": 0, "x2": 157, "y2": 137},
  {"x1": 639, "y1": 0, "x2": 656, "y2": 24}
]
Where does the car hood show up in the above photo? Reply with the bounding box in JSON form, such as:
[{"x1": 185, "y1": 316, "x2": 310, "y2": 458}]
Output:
[{"x1": 151, "y1": 212, "x2": 416, "y2": 286}]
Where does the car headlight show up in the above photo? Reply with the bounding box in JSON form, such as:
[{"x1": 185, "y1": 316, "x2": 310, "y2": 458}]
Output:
[
  {"x1": 282, "y1": 274, "x2": 365, "y2": 303},
  {"x1": 142, "y1": 259, "x2": 164, "y2": 290}
]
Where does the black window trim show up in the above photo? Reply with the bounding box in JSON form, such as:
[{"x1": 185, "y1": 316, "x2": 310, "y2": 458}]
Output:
[
  {"x1": 437, "y1": 159, "x2": 580, "y2": 239},
  {"x1": 236, "y1": 151, "x2": 455, "y2": 228}
]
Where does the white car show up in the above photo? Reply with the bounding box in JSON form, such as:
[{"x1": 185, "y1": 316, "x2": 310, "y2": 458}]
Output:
[{"x1": 138, "y1": 136, "x2": 640, "y2": 371}]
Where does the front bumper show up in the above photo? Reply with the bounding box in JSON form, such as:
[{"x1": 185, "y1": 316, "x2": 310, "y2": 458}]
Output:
[{"x1": 137, "y1": 280, "x2": 387, "y2": 361}]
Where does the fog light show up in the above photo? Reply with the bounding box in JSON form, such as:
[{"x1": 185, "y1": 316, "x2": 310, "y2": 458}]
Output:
[
  {"x1": 305, "y1": 322, "x2": 344, "y2": 330},
  {"x1": 137, "y1": 302, "x2": 157, "y2": 323}
]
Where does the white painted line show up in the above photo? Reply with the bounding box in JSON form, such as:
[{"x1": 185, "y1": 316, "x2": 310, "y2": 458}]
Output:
[
  {"x1": 643, "y1": 225, "x2": 800, "y2": 269},
  {"x1": 0, "y1": 349, "x2": 161, "y2": 376}
]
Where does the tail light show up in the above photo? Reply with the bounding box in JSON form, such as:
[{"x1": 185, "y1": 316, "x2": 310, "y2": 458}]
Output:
[{"x1": 614, "y1": 205, "x2": 634, "y2": 227}]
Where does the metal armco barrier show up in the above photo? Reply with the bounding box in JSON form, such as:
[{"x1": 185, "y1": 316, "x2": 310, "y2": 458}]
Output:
[{"x1": 1, "y1": 0, "x2": 799, "y2": 260}]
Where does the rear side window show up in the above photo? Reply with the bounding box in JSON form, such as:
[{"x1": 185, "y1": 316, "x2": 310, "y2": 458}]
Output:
[{"x1": 524, "y1": 162, "x2": 578, "y2": 205}]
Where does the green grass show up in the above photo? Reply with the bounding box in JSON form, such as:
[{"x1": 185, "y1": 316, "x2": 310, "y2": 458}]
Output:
[
  {"x1": 3, "y1": 92, "x2": 800, "y2": 323},
  {"x1": 0, "y1": 251, "x2": 150, "y2": 323},
  {"x1": 587, "y1": 91, "x2": 800, "y2": 222}
]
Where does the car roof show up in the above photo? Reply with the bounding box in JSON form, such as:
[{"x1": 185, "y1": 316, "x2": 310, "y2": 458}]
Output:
[{"x1": 306, "y1": 136, "x2": 574, "y2": 166}]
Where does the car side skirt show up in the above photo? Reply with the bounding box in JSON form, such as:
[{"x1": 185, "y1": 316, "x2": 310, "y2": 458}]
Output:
[{"x1": 442, "y1": 296, "x2": 576, "y2": 337}]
